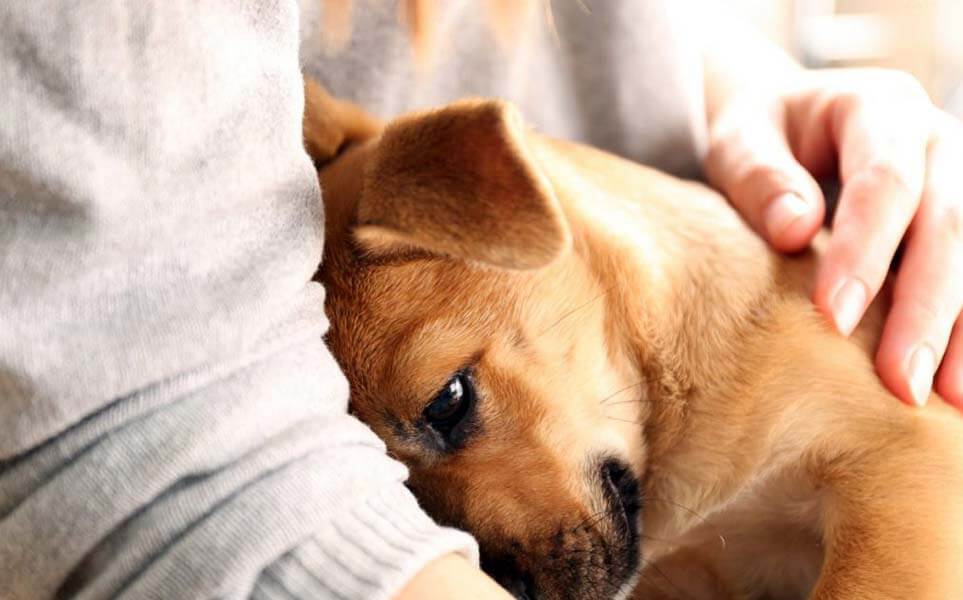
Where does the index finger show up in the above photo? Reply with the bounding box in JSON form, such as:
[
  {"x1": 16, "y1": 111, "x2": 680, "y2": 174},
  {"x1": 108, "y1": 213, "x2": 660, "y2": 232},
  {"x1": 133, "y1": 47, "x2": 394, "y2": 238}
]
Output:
[{"x1": 813, "y1": 78, "x2": 931, "y2": 336}]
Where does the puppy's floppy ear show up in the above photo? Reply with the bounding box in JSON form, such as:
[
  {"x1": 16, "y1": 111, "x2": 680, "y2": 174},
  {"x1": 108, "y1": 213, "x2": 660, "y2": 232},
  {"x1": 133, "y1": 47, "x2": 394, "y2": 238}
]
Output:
[
  {"x1": 302, "y1": 78, "x2": 382, "y2": 166},
  {"x1": 356, "y1": 100, "x2": 569, "y2": 270}
]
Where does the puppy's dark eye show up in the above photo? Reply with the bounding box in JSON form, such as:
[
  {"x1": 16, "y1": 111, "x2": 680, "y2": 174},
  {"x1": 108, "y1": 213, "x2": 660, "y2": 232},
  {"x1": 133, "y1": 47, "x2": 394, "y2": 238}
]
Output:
[{"x1": 424, "y1": 370, "x2": 476, "y2": 447}]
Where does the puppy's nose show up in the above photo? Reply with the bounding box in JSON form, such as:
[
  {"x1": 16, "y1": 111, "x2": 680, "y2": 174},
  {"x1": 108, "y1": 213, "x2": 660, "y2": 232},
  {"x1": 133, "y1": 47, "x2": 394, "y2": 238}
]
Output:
[
  {"x1": 501, "y1": 574, "x2": 536, "y2": 600},
  {"x1": 601, "y1": 458, "x2": 642, "y2": 535},
  {"x1": 482, "y1": 554, "x2": 537, "y2": 599}
]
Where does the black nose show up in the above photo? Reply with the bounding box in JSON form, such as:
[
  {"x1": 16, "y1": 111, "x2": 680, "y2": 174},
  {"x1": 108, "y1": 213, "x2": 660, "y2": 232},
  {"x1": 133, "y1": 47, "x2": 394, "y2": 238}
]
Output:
[
  {"x1": 601, "y1": 459, "x2": 642, "y2": 539},
  {"x1": 502, "y1": 574, "x2": 536, "y2": 600},
  {"x1": 481, "y1": 553, "x2": 537, "y2": 600}
]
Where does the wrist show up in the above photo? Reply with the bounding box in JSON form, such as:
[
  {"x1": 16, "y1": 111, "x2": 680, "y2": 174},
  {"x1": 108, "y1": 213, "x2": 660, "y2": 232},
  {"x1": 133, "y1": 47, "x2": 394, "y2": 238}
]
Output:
[{"x1": 395, "y1": 553, "x2": 511, "y2": 600}]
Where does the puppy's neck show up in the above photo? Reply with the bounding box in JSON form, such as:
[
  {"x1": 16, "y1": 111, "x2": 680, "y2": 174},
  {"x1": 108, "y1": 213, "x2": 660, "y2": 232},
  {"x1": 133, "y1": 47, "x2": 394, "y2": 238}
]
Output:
[
  {"x1": 534, "y1": 135, "x2": 834, "y2": 517},
  {"x1": 534, "y1": 134, "x2": 786, "y2": 411}
]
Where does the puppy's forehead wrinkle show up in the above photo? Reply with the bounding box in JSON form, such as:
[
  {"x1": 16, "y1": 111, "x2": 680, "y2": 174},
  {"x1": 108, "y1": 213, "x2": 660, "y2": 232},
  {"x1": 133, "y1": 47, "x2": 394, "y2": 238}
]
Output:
[
  {"x1": 355, "y1": 246, "x2": 439, "y2": 268},
  {"x1": 509, "y1": 326, "x2": 530, "y2": 350}
]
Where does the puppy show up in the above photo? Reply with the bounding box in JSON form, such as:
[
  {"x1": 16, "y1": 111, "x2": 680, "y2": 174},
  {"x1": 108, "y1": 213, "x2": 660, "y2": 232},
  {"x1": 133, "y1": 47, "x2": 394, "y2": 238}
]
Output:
[{"x1": 303, "y1": 79, "x2": 963, "y2": 600}]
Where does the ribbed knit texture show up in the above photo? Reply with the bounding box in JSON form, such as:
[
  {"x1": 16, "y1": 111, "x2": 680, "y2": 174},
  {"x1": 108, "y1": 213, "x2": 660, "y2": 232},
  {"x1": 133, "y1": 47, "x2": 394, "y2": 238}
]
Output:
[
  {"x1": 252, "y1": 491, "x2": 476, "y2": 600},
  {"x1": 0, "y1": 2, "x2": 477, "y2": 599},
  {"x1": 1, "y1": 0, "x2": 699, "y2": 598},
  {"x1": 298, "y1": 0, "x2": 706, "y2": 178}
]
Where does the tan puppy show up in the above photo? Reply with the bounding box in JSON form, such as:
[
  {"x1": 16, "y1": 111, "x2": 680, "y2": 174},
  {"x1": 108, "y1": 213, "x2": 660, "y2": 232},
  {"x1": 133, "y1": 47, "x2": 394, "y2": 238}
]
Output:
[{"x1": 303, "y1": 79, "x2": 963, "y2": 600}]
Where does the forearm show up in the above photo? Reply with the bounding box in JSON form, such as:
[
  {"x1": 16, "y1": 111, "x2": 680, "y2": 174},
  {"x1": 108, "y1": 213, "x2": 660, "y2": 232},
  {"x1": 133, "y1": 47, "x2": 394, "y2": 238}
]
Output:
[{"x1": 2, "y1": 340, "x2": 479, "y2": 600}]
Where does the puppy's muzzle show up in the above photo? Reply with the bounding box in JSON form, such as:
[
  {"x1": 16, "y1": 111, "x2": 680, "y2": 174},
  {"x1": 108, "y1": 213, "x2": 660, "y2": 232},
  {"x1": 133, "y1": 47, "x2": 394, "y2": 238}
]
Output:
[{"x1": 600, "y1": 458, "x2": 642, "y2": 547}]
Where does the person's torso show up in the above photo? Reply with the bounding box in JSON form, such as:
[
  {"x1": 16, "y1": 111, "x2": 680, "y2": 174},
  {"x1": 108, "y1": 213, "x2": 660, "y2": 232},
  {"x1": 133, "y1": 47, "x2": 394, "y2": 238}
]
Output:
[{"x1": 300, "y1": 0, "x2": 707, "y2": 178}]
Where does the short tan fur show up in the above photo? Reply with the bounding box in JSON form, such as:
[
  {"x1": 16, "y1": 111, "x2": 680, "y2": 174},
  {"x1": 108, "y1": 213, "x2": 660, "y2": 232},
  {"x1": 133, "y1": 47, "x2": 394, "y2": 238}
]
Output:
[{"x1": 304, "y1": 80, "x2": 963, "y2": 600}]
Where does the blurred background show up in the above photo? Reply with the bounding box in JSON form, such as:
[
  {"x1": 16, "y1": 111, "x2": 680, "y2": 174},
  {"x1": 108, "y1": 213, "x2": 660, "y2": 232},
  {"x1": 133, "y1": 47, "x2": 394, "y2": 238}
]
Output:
[{"x1": 732, "y1": 0, "x2": 963, "y2": 118}]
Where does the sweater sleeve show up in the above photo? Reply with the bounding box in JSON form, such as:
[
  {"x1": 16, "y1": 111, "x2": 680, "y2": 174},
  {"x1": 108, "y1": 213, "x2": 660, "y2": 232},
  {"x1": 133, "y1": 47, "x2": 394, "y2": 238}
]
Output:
[{"x1": 0, "y1": 2, "x2": 476, "y2": 599}]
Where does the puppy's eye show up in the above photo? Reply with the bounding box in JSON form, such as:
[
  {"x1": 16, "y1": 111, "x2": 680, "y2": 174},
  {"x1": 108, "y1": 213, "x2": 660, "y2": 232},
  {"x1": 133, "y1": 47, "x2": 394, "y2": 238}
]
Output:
[{"x1": 424, "y1": 370, "x2": 476, "y2": 446}]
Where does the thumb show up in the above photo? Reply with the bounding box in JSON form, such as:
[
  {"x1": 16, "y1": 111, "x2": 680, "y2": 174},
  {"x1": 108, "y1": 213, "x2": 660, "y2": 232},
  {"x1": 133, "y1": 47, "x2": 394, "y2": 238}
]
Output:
[{"x1": 704, "y1": 104, "x2": 825, "y2": 252}]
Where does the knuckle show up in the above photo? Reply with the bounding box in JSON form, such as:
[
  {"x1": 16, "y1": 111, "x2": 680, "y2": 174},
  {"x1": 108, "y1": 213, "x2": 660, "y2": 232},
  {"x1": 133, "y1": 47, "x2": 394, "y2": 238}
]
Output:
[
  {"x1": 741, "y1": 162, "x2": 781, "y2": 186},
  {"x1": 703, "y1": 135, "x2": 741, "y2": 184},
  {"x1": 916, "y1": 298, "x2": 946, "y2": 325},
  {"x1": 832, "y1": 240, "x2": 888, "y2": 287},
  {"x1": 834, "y1": 91, "x2": 866, "y2": 117},
  {"x1": 896, "y1": 292, "x2": 949, "y2": 332},
  {"x1": 857, "y1": 161, "x2": 912, "y2": 195},
  {"x1": 736, "y1": 162, "x2": 798, "y2": 200},
  {"x1": 938, "y1": 205, "x2": 963, "y2": 245},
  {"x1": 705, "y1": 129, "x2": 740, "y2": 162}
]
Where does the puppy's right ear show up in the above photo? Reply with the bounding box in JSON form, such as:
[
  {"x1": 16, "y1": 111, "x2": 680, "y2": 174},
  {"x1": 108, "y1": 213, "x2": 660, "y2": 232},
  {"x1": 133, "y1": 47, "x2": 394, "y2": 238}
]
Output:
[
  {"x1": 302, "y1": 78, "x2": 382, "y2": 166},
  {"x1": 356, "y1": 100, "x2": 569, "y2": 270}
]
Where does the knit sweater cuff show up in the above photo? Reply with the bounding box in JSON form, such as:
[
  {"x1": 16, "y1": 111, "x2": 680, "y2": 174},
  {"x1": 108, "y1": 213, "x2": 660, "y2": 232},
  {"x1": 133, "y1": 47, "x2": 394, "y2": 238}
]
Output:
[{"x1": 252, "y1": 484, "x2": 479, "y2": 600}]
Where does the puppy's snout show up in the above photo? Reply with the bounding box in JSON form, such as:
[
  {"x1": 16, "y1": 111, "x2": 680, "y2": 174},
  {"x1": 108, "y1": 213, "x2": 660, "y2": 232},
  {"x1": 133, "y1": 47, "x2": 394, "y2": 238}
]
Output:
[
  {"x1": 502, "y1": 573, "x2": 537, "y2": 600},
  {"x1": 601, "y1": 458, "x2": 642, "y2": 540},
  {"x1": 482, "y1": 555, "x2": 537, "y2": 600}
]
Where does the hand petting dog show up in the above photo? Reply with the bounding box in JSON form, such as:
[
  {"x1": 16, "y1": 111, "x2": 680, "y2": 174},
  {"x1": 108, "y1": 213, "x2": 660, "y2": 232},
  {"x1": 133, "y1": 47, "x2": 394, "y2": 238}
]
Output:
[{"x1": 702, "y1": 23, "x2": 963, "y2": 410}]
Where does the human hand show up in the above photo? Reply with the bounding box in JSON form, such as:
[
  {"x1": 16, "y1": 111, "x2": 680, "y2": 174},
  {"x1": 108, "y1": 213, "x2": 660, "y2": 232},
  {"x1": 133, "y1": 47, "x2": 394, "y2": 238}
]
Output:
[
  {"x1": 394, "y1": 553, "x2": 512, "y2": 600},
  {"x1": 704, "y1": 68, "x2": 963, "y2": 409}
]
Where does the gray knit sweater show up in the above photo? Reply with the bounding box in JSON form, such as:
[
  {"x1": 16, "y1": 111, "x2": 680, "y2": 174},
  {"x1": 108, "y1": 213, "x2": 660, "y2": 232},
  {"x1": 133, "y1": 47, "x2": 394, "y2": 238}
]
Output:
[{"x1": 0, "y1": 1, "x2": 704, "y2": 598}]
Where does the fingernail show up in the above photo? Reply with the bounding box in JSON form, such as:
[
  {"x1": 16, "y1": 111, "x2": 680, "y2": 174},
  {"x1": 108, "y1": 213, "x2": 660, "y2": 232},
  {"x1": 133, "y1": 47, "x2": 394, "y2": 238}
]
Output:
[
  {"x1": 829, "y1": 277, "x2": 868, "y2": 336},
  {"x1": 907, "y1": 344, "x2": 936, "y2": 407},
  {"x1": 764, "y1": 192, "x2": 810, "y2": 240}
]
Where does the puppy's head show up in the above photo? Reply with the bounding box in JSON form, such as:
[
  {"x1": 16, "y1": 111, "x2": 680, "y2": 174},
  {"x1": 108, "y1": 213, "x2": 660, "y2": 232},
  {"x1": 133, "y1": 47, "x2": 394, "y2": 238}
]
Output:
[{"x1": 308, "y1": 85, "x2": 648, "y2": 599}]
